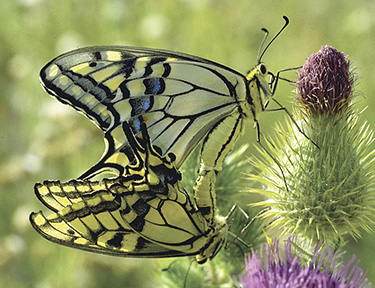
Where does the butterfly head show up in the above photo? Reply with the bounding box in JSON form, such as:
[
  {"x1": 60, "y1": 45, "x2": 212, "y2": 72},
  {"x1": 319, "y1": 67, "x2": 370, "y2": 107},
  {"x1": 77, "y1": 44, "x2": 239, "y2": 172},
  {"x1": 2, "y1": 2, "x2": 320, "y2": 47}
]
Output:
[
  {"x1": 245, "y1": 64, "x2": 273, "y2": 114},
  {"x1": 245, "y1": 16, "x2": 290, "y2": 114}
]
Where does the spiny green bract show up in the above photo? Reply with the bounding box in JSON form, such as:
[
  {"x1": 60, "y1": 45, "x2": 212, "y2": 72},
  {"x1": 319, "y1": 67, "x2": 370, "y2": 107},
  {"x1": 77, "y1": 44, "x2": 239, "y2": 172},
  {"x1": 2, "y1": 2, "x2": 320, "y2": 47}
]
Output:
[
  {"x1": 249, "y1": 46, "x2": 375, "y2": 247},
  {"x1": 251, "y1": 112, "x2": 375, "y2": 245}
]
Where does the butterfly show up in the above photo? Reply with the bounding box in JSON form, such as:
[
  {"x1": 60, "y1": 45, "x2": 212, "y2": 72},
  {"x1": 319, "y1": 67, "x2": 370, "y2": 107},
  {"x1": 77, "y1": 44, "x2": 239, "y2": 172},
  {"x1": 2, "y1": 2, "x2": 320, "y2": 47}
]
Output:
[
  {"x1": 30, "y1": 122, "x2": 232, "y2": 264},
  {"x1": 39, "y1": 16, "x2": 290, "y2": 224}
]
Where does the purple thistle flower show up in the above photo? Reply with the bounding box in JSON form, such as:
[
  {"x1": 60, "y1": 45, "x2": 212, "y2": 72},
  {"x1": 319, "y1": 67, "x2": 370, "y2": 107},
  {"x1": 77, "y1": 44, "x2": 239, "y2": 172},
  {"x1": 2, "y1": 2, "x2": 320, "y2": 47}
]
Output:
[
  {"x1": 236, "y1": 239, "x2": 369, "y2": 288},
  {"x1": 297, "y1": 45, "x2": 354, "y2": 114}
]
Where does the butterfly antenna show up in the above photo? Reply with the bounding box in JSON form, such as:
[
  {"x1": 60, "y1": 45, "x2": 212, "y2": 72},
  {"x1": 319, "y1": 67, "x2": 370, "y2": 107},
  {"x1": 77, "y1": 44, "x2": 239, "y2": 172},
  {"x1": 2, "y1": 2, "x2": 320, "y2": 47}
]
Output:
[
  {"x1": 258, "y1": 15, "x2": 289, "y2": 63},
  {"x1": 257, "y1": 28, "x2": 269, "y2": 62}
]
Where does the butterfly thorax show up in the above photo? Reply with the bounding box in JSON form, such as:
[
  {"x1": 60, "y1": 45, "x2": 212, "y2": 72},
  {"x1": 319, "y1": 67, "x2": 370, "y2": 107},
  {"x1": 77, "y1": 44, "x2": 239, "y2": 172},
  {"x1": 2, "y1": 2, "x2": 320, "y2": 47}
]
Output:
[{"x1": 245, "y1": 64, "x2": 273, "y2": 118}]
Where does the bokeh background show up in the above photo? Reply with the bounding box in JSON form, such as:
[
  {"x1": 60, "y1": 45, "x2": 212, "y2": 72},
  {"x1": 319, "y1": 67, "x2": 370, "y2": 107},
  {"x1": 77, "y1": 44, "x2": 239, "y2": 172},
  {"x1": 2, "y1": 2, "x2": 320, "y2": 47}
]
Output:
[{"x1": 1, "y1": 0, "x2": 375, "y2": 287}]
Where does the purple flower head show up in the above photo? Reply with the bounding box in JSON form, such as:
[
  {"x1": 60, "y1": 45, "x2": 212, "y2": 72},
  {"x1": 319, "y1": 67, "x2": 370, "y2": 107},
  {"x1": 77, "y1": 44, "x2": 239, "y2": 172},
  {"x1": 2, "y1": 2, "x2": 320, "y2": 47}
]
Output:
[
  {"x1": 236, "y1": 239, "x2": 369, "y2": 288},
  {"x1": 297, "y1": 45, "x2": 354, "y2": 114}
]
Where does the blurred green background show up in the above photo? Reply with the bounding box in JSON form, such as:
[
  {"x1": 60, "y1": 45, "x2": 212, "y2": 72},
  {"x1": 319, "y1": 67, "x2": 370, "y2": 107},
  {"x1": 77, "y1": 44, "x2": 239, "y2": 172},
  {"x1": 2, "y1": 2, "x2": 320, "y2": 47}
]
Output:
[{"x1": 1, "y1": 0, "x2": 375, "y2": 287}]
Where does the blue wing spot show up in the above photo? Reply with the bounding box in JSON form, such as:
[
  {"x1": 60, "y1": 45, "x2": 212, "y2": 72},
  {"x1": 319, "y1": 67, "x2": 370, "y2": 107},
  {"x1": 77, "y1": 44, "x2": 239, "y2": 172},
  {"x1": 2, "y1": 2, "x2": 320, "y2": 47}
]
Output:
[
  {"x1": 129, "y1": 116, "x2": 143, "y2": 134},
  {"x1": 144, "y1": 78, "x2": 165, "y2": 95},
  {"x1": 129, "y1": 97, "x2": 154, "y2": 116}
]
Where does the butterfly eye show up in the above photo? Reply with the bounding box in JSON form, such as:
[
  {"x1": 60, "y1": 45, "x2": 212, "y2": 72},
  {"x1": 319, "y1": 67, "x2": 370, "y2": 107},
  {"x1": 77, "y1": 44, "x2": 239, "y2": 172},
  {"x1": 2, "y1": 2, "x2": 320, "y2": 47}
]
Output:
[{"x1": 260, "y1": 64, "x2": 267, "y2": 75}]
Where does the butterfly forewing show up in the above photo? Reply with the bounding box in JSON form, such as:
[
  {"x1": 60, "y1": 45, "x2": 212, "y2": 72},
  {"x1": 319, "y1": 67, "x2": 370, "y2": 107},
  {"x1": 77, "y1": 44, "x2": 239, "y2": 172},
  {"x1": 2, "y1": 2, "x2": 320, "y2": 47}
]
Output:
[{"x1": 40, "y1": 46, "x2": 249, "y2": 178}]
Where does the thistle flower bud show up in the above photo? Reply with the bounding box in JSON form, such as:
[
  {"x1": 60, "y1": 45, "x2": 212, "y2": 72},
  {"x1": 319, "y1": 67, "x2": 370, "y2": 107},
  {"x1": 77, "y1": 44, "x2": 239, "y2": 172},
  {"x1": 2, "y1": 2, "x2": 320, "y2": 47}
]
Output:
[
  {"x1": 297, "y1": 45, "x2": 354, "y2": 114},
  {"x1": 250, "y1": 46, "x2": 375, "y2": 248}
]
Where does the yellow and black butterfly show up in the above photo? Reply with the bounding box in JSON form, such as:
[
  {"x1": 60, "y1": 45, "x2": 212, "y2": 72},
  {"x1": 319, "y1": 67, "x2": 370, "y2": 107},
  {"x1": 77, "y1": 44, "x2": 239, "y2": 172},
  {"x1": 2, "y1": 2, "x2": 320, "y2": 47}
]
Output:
[
  {"x1": 30, "y1": 123, "x2": 231, "y2": 264},
  {"x1": 39, "y1": 17, "x2": 289, "y2": 224}
]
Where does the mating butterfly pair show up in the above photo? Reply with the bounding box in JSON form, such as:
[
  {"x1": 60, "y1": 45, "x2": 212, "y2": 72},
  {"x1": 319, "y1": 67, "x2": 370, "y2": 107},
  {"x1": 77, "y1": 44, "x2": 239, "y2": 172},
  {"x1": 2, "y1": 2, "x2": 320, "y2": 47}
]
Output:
[{"x1": 30, "y1": 16, "x2": 290, "y2": 262}]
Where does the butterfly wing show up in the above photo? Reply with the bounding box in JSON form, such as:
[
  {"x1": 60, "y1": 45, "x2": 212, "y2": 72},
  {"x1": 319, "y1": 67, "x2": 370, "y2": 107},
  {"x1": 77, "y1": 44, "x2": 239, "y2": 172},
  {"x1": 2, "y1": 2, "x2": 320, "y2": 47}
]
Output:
[
  {"x1": 40, "y1": 46, "x2": 248, "y2": 178},
  {"x1": 30, "y1": 122, "x2": 214, "y2": 258},
  {"x1": 30, "y1": 165, "x2": 213, "y2": 258},
  {"x1": 30, "y1": 179, "x2": 193, "y2": 258}
]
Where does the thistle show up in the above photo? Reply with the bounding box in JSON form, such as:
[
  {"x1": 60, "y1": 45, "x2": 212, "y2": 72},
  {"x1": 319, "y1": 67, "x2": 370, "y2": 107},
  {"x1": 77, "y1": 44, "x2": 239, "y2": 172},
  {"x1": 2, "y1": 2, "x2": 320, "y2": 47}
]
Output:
[
  {"x1": 235, "y1": 239, "x2": 369, "y2": 288},
  {"x1": 251, "y1": 46, "x2": 375, "y2": 247}
]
